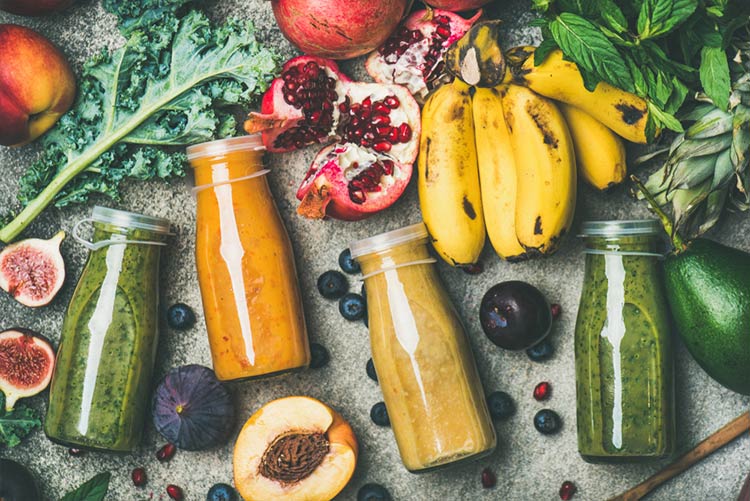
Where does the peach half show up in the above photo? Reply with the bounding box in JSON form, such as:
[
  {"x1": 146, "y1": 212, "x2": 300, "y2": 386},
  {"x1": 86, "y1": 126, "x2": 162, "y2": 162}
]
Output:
[{"x1": 233, "y1": 396, "x2": 358, "y2": 501}]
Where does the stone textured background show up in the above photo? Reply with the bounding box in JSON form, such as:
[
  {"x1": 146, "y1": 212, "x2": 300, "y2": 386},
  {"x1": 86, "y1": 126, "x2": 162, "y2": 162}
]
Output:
[{"x1": 1, "y1": 1, "x2": 748, "y2": 500}]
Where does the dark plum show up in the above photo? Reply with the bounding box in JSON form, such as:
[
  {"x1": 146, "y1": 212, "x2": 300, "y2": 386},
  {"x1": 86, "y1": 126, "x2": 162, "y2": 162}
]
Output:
[
  {"x1": 338, "y1": 248, "x2": 361, "y2": 274},
  {"x1": 0, "y1": 459, "x2": 40, "y2": 501},
  {"x1": 480, "y1": 281, "x2": 552, "y2": 350},
  {"x1": 317, "y1": 270, "x2": 348, "y2": 299},
  {"x1": 152, "y1": 365, "x2": 235, "y2": 451}
]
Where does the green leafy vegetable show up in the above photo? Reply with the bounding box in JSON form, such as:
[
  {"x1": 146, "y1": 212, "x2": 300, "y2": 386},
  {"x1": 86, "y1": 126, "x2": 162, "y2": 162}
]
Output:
[
  {"x1": 0, "y1": 392, "x2": 41, "y2": 448},
  {"x1": 60, "y1": 472, "x2": 111, "y2": 501},
  {"x1": 0, "y1": 1, "x2": 278, "y2": 242},
  {"x1": 700, "y1": 46, "x2": 731, "y2": 111}
]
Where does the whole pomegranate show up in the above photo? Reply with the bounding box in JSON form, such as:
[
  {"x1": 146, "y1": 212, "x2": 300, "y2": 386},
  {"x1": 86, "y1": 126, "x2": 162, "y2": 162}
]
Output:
[
  {"x1": 425, "y1": 0, "x2": 493, "y2": 10},
  {"x1": 271, "y1": 0, "x2": 410, "y2": 59}
]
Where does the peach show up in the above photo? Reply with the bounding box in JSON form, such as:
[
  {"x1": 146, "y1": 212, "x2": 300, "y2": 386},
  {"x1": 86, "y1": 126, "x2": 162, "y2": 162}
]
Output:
[
  {"x1": 233, "y1": 396, "x2": 358, "y2": 501},
  {"x1": 0, "y1": 24, "x2": 75, "y2": 146},
  {"x1": 0, "y1": 0, "x2": 74, "y2": 16}
]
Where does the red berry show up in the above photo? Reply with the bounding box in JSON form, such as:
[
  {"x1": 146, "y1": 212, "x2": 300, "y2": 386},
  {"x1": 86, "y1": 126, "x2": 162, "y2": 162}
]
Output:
[
  {"x1": 157, "y1": 443, "x2": 177, "y2": 462},
  {"x1": 167, "y1": 484, "x2": 184, "y2": 501},
  {"x1": 463, "y1": 262, "x2": 484, "y2": 275},
  {"x1": 551, "y1": 303, "x2": 562, "y2": 319},
  {"x1": 534, "y1": 381, "x2": 552, "y2": 401},
  {"x1": 481, "y1": 468, "x2": 496, "y2": 488},
  {"x1": 131, "y1": 467, "x2": 147, "y2": 487},
  {"x1": 68, "y1": 448, "x2": 85, "y2": 457},
  {"x1": 559, "y1": 480, "x2": 577, "y2": 500}
]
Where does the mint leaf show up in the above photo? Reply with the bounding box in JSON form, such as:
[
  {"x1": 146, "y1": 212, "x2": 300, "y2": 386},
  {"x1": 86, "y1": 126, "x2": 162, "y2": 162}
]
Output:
[
  {"x1": 700, "y1": 46, "x2": 731, "y2": 110},
  {"x1": 637, "y1": 0, "x2": 698, "y2": 40},
  {"x1": 599, "y1": 0, "x2": 629, "y2": 33},
  {"x1": 0, "y1": 392, "x2": 41, "y2": 448},
  {"x1": 534, "y1": 38, "x2": 559, "y2": 67},
  {"x1": 61, "y1": 473, "x2": 111, "y2": 501},
  {"x1": 549, "y1": 12, "x2": 635, "y2": 92},
  {"x1": 648, "y1": 100, "x2": 685, "y2": 132}
]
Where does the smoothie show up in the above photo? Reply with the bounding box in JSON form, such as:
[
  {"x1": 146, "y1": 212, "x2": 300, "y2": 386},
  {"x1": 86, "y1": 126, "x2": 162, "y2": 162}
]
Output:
[
  {"x1": 46, "y1": 209, "x2": 169, "y2": 452},
  {"x1": 188, "y1": 136, "x2": 310, "y2": 381},
  {"x1": 575, "y1": 221, "x2": 675, "y2": 462},
  {"x1": 352, "y1": 224, "x2": 496, "y2": 472}
]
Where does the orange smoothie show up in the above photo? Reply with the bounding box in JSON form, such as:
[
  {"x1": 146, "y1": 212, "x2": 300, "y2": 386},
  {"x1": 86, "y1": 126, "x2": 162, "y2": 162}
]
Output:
[{"x1": 187, "y1": 135, "x2": 310, "y2": 381}]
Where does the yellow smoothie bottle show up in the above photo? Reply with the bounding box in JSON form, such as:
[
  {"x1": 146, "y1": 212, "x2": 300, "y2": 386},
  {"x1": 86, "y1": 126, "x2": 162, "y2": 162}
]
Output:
[
  {"x1": 350, "y1": 223, "x2": 496, "y2": 472},
  {"x1": 187, "y1": 135, "x2": 310, "y2": 381}
]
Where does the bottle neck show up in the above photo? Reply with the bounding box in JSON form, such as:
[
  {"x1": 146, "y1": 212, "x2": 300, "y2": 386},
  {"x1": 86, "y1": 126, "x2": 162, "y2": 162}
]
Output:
[
  {"x1": 191, "y1": 150, "x2": 266, "y2": 187},
  {"x1": 357, "y1": 239, "x2": 433, "y2": 276}
]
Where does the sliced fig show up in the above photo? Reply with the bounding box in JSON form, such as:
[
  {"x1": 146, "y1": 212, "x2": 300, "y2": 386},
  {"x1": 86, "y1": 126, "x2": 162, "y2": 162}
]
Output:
[
  {"x1": 366, "y1": 8, "x2": 482, "y2": 100},
  {"x1": 0, "y1": 329, "x2": 55, "y2": 411},
  {"x1": 0, "y1": 231, "x2": 65, "y2": 307},
  {"x1": 152, "y1": 365, "x2": 235, "y2": 451}
]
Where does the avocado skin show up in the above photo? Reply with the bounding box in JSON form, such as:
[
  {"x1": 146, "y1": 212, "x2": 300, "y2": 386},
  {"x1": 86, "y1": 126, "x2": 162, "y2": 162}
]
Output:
[{"x1": 664, "y1": 239, "x2": 750, "y2": 395}]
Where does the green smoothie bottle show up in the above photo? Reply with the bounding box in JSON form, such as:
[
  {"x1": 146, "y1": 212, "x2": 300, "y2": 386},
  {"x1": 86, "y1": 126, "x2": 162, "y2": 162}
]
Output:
[
  {"x1": 575, "y1": 220, "x2": 675, "y2": 463},
  {"x1": 45, "y1": 207, "x2": 170, "y2": 452}
]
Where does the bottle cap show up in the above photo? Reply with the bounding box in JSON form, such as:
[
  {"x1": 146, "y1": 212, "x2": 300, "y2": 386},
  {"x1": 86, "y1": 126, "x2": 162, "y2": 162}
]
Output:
[
  {"x1": 349, "y1": 223, "x2": 429, "y2": 259},
  {"x1": 579, "y1": 219, "x2": 662, "y2": 238},
  {"x1": 186, "y1": 134, "x2": 265, "y2": 161},
  {"x1": 91, "y1": 206, "x2": 171, "y2": 234}
]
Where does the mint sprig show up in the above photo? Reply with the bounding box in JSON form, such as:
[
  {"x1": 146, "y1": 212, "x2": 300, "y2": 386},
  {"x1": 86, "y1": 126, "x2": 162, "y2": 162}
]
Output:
[{"x1": 60, "y1": 472, "x2": 111, "y2": 501}]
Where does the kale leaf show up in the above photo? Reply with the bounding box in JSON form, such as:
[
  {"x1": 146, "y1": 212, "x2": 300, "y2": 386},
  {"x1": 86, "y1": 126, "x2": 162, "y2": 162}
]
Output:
[{"x1": 0, "y1": 392, "x2": 42, "y2": 448}]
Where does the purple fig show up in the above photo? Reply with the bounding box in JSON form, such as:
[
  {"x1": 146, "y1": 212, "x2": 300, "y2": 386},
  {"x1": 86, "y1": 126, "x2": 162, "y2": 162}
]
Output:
[{"x1": 152, "y1": 365, "x2": 234, "y2": 451}]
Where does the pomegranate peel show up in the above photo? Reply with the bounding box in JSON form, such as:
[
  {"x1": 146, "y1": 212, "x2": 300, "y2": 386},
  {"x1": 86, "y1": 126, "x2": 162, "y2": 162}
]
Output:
[
  {"x1": 0, "y1": 328, "x2": 55, "y2": 411},
  {"x1": 246, "y1": 56, "x2": 420, "y2": 221},
  {"x1": 0, "y1": 231, "x2": 65, "y2": 308},
  {"x1": 365, "y1": 8, "x2": 483, "y2": 100},
  {"x1": 425, "y1": 0, "x2": 493, "y2": 10}
]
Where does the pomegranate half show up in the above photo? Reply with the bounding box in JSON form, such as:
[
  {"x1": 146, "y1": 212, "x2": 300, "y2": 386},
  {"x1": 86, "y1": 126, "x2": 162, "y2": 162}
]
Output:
[
  {"x1": 425, "y1": 0, "x2": 493, "y2": 11},
  {"x1": 246, "y1": 56, "x2": 421, "y2": 221},
  {"x1": 271, "y1": 0, "x2": 410, "y2": 60},
  {"x1": 0, "y1": 328, "x2": 55, "y2": 411}
]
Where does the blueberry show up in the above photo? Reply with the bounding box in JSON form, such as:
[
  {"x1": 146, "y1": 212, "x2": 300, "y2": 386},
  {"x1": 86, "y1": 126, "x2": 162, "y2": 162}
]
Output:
[
  {"x1": 357, "y1": 483, "x2": 392, "y2": 501},
  {"x1": 534, "y1": 409, "x2": 562, "y2": 435},
  {"x1": 317, "y1": 270, "x2": 348, "y2": 299},
  {"x1": 487, "y1": 391, "x2": 515, "y2": 421},
  {"x1": 339, "y1": 248, "x2": 361, "y2": 274},
  {"x1": 366, "y1": 358, "x2": 378, "y2": 382},
  {"x1": 370, "y1": 402, "x2": 390, "y2": 426},
  {"x1": 167, "y1": 303, "x2": 196, "y2": 330},
  {"x1": 339, "y1": 293, "x2": 366, "y2": 321},
  {"x1": 309, "y1": 343, "x2": 330, "y2": 369},
  {"x1": 207, "y1": 483, "x2": 238, "y2": 501},
  {"x1": 526, "y1": 339, "x2": 555, "y2": 362}
]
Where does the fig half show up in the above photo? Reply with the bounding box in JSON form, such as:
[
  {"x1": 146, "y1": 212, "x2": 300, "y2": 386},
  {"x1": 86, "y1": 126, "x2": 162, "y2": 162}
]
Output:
[
  {"x1": 152, "y1": 364, "x2": 235, "y2": 451},
  {"x1": 0, "y1": 231, "x2": 65, "y2": 307},
  {"x1": 0, "y1": 329, "x2": 55, "y2": 411}
]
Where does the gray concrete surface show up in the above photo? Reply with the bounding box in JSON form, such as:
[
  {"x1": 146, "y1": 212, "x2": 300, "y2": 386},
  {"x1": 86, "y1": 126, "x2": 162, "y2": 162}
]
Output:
[{"x1": 1, "y1": 1, "x2": 748, "y2": 500}]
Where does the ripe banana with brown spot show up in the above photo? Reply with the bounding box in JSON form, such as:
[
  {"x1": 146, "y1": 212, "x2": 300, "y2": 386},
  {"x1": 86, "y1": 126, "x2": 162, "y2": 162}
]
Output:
[
  {"x1": 503, "y1": 84, "x2": 576, "y2": 255},
  {"x1": 559, "y1": 103, "x2": 627, "y2": 191},
  {"x1": 472, "y1": 86, "x2": 527, "y2": 261},
  {"x1": 418, "y1": 79, "x2": 485, "y2": 266},
  {"x1": 516, "y1": 49, "x2": 652, "y2": 144}
]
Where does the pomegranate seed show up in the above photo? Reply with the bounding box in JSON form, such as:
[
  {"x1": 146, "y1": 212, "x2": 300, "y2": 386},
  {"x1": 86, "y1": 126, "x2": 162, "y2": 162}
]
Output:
[
  {"x1": 463, "y1": 263, "x2": 483, "y2": 275},
  {"x1": 374, "y1": 141, "x2": 392, "y2": 153},
  {"x1": 350, "y1": 190, "x2": 365, "y2": 204},
  {"x1": 350, "y1": 103, "x2": 361, "y2": 113},
  {"x1": 398, "y1": 123, "x2": 412, "y2": 142},
  {"x1": 363, "y1": 131, "x2": 376, "y2": 142},
  {"x1": 384, "y1": 95, "x2": 400, "y2": 108},
  {"x1": 131, "y1": 467, "x2": 147, "y2": 487},
  {"x1": 156, "y1": 443, "x2": 176, "y2": 462},
  {"x1": 375, "y1": 125, "x2": 392, "y2": 137},
  {"x1": 166, "y1": 484, "x2": 184, "y2": 501},
  {"x1": 551, "y1": 303, "x2": 562, "y2": 319},
  {"x1": 481, "y1": 468, "x2": 496, "y2": 488},
  {"x1": 339, "y1": 102, "x2": 349, "y2": 113},
  {"x1": 382, "y1": 160, "x2": 395, "y2": 175},
  {"x1": 435, "y1": 25, "x2": 451, "y2": 38},
  {"x1": 559, "y1": 481, "x2": 577, "y2": 500},
  {"x1": 534, "y1": 381, "x2": 552, "y2": 401},
  {"x1": 371, "y1": 114, "x2": 391, "y2": 126},
  {"x1": 304, "y1": 61, "x2": 320, "y2": 77},
  {"x1": 374, "y1": 102, "x2": 390, "y2": 114},
  {"x1": 361, "y1": 97, "x2": 372, "y2": 111},
  {"x1": 435, "y1": 15, "x2": 450, "y2": 25},
  {"x1": 68, "y1": 448, "x2": 85, "y2": 457},
  {"x1": 387, "y1": 127, "x2": 400, "y2": 142}
]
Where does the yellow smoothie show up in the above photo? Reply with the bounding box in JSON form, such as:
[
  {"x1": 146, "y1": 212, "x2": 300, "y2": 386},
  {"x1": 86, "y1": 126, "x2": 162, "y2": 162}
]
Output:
[{"x1": 352, "y1": 223, "x2": 496, "y2": 472}]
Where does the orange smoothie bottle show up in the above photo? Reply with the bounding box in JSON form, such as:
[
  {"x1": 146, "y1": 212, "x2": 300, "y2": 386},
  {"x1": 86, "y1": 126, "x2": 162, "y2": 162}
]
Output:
[{"x1": 187, "y1": 135, "x2": 310, "y2": 381}]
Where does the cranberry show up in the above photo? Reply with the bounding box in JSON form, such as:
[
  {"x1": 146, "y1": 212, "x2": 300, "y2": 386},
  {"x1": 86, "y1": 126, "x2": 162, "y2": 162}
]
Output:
[
  {"x1": 559, "y1": 480, "x2": 577, "y2": 500},
  {"x1": 534, "y1": 382, "x2": 552, "y2": 401},
  {"x1": 551, "y1": 303, "x2": 562, "y2": 319},
  {"x1": 131, "y1": 467, "x2": 147, "y2": 487},
  {"x1": 481, "y1": 468, "x2": 496, "y2": 488},
  {"x1": 68, "y1": 448, "x2": 85, "y2": 457},
  {"x1": 167, "y1": 484, "x2": 184, "y2": 501},
  {"x1": 157, "y1": 443, "x2": 177, "y2": 462}
]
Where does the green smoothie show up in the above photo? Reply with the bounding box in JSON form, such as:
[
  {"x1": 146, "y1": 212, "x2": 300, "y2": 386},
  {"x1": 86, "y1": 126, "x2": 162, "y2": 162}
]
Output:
[
  {"x1": 575, "y1": 222, "x2": 675, "y2": 463},
  {"x1": 45, "y1": 209, "x2": 168, "y2": 452}
]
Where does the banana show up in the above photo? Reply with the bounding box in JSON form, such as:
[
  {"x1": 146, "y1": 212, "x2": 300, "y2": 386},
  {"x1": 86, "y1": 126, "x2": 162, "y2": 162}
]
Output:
[
  {"x1": 502, "y1": 84, "x2": 576, "y2": 255},
  {"x1": 418, "y1": 79, "x2": 485, "y2": 266},
  {"x1": 558, "y1": 102, "x2": 627, "y2": 190},
  {"x1": 516, "y1": 49, "x2": 651, "y2": 144},
  {"x1": 472, "y1": 86, "x2": 527, "y2": 261}
]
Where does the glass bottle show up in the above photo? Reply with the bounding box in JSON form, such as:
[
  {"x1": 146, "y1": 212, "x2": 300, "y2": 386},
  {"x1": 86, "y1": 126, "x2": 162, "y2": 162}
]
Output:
[
  {"x1": 351, "y1": 223, "x2": 496, "y2": 472},
  {"x1": 187, "y1": 135, "x2": 310, "y2": 381},
  {"x1": 45, "y1": 207, "x2": 170, "y2": 452},
  {"x1": 575, "y1": 219, "x2": 675, "y2": 462}
]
